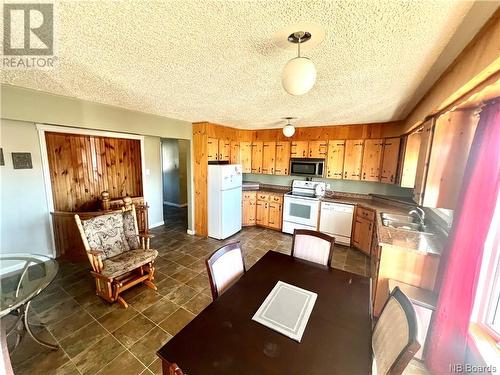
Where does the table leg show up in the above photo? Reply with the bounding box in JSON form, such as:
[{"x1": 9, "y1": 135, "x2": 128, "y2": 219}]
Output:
[{"x1": 23, "y1": 302, "x2": 58, "y2": 350}]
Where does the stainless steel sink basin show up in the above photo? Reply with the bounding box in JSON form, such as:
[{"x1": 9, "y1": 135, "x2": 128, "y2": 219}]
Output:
[
  {"x1": 380, "y1": 213, "x2": 418, "y2": 223},
  {"x1": 381, "y1": 213, "x2": 434, "y2": 235}
]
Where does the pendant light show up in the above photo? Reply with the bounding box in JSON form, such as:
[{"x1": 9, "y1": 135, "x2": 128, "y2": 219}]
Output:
[
  {"x1": 282, "y1": 117, "x2": 296, "y2": 137},
  {"x1": 282, "y1": 31, "x2": 316, "y2": 96}
]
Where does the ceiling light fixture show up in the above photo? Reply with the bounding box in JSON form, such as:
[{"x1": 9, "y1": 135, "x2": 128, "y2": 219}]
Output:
[
  {"x1": 282, "y1": 31, "x2": 316, "y2": 96},
  {"x1": 282, "y1": 117, "x2": 296, "y2": 137}
]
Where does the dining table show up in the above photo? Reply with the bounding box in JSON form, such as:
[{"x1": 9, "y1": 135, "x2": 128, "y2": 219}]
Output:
[{"x1": 157, "y1": 251, "x2": 372, "y2": 374}]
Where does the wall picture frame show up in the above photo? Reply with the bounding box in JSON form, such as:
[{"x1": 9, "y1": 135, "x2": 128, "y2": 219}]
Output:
[{"x1": 12, "y1": 152, "x2": 33, "y2": 169}]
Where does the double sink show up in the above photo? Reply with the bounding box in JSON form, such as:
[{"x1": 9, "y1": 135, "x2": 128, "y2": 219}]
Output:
[{"x1": 381, "y1": 213, "x2": 434, "y2": 235}]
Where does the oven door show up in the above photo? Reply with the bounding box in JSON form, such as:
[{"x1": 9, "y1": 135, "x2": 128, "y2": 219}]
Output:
[{"x1": 283, "y1": 196, "x2": 320, "y2": 227}]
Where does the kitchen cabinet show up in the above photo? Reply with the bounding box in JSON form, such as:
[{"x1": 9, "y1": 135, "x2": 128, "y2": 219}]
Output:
[
  {"x1": 380, "y1": 138, "x2": 401, "y2": 184},
  {"x1": 242, "y1": 191, "x2": 256, "y2": 226},
  {"x1": 230, "y1": 141, "x2": 240, "y2": 164},
  {"x1": 308, "y1": 140, "x2": 328, "y2": 158},
  {"x1": 343, "y1": 140, "x2": 364, "y2": 180},
  {"x1": 256, "y1": 198, "x2": 269, "y2": 226},
  {"x1": 361, "y1": 139, "x2": 383, "y2": 181},
  {"x1": 262, "y1": 142, "x2": 276, "y2": 175},
  {"x1": 207, "y1": 138, "x2": 219, "y2": 161},
  {"x1": 290, "y1": 141, "x2": 309, "y2": 158},
  {"x1": 239, "y1": 142, "x2": 252, "y2": 173},
  {"x1": 251, "y1": 142, "x2": 263, "y2": 174},
  {"x1": 422, "y1": 109, "x2": 479, "y2": 209},
  {"x1": 325, "y1": 140, "x2": 345, "y2": 179},
  {"x1": 400, "y1": 130, "x2": 422, "y2": 188},
  {"x1": 268, "y1": 202, "x2": 282, "y2": 230},
  {"x1": 275, "y1": 141, "x2": 290, "y2": 175},
  {"x1": 218, "y1": 139, "x2": 230, "y2": 161},
  {"x1": 413, "y1": 119, "x2": 434, "y2": 205},
  {"x1": 352, "y1": 207, "x2": 374, "y2": 255}
]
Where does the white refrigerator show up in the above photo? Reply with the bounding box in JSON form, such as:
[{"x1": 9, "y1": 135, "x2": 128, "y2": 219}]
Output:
[{"x1": 208, "y1": 164, "x2": 243, "y2": 240}]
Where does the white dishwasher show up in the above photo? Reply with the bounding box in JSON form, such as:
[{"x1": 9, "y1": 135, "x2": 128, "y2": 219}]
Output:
[{"x1": 319, "y1": 202, "x2": 354, "y2": 246}]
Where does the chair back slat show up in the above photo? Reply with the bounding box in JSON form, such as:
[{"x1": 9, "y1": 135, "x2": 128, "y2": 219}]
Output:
[
  {"x1": 372, "y1": 287, "x2": 420, "y2": 375},
  {"x1": 291, "y1": 229, "x2": 335, "y2": 267},
  {"x1": 206, "y1": 242, "x2": 245, "y2": 300}
]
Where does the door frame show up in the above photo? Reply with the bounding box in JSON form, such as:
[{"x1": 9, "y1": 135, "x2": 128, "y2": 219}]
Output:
[{"x1": 36, "y1": 124, "x2": 146, "y2": 257}]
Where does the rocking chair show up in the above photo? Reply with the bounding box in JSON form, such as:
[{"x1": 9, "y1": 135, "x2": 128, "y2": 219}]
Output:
[{"x1": 74, "y1": 205, "x2": 157, "y2": 308}]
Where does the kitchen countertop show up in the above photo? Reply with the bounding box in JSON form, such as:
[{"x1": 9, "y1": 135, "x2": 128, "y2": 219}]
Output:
[
  {"x1": 321, "y1": 195, "x2": 445, "y2": 256},
  {"x1": 242, "y1": 181, "x2": 446, "y2": 256}
]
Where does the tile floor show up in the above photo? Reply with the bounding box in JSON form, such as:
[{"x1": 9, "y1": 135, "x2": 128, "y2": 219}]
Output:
[{"x1": 3, "y1": 211, "x2": 429, "y2": 374}]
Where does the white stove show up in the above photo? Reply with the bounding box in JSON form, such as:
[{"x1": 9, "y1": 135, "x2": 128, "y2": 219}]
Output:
[{"x1": 282, "y1": 180, "x2": 326, "y2": 234}]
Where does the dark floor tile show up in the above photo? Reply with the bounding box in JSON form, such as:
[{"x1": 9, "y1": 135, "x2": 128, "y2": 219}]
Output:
[
  {"x1": 170, "y1": 268, "x2": 200, "y2": 284},
  {"x1": 49, "y1": 310, "x2": 94, "y2": 341},
  {"x1": 84, "y1": 297, "x2": 120, "y2": 319},
  {"x1": 130, "y1": 327, "x2": 172, "y2": 367},
  {"x1": 159, "y1": 308, "x2": 195, "y2": 336},
  {"x1": 98, "y1": 305, "x2": 139, "y2": 332},
  {"x1": 163, "y1": 284, "x2": 198, "y2": 305},
  {"x1": 59, "y1": 321, "x2": 108, "y2": 358},
  {"x1": 128, "y1": 290, "x2": 164, "y2": 312},
  {"x1": 35, "y1": 298, "x2": 83, "y2": 327},
  {"x1": 148, "y1": 358, "x2": 162, "y2": 375},
  {"x1": 185, "y1": 273, "x2": 210, "y2": 292},
  {"x1": 142, "y1": 298, "x2": 180, "y2": 324},
  {"x1": 182, "y1": 293, "x2": 212, "y2": 315},
  {"x1": 96, "y1": 350, "x2": 146, "y2": 375},
  {"x1": 155, "y1": 276, "x2": 183, "y2": 296},
  {"x1": 112, "y1": 314, "x2": 155, "y2": 348},
  {"x1": 175, "y1": 254, "x2": 198, "y2": 267},
  {"x1": 13, "y1": 345, "x2": 70, "y2": 375},
  {"x1": 72, "y1": 334, "x2": 125, "y2": 374}
]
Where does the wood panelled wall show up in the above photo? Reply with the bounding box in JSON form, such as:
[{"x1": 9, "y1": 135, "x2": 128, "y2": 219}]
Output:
[
  {"x1": 193, "y1": 121, "x2": 401, "y2": 236},
  {"x1": 45, "y1": 132, "x2": 143, "y2": 212}
]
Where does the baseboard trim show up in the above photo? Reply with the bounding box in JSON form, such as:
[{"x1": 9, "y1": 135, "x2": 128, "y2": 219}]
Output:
[
  {"x1": 186, "y1": 229, "x2": 195, "y2": 235},
  {"x1": 163, "y1": 201, "x2": 188, "y2": 208},
  {"x1": 149, "y1": 221, "x2": 165, "y2": 229}
]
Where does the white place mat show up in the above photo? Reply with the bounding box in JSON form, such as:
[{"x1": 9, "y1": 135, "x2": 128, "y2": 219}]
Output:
[{"x1": 252, "y1": 281, "x2": 317, "y2": 342}]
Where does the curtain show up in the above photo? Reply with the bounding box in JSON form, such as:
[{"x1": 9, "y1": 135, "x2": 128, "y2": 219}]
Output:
[{"x1": 426, "y1": 100, "x2": 500, "y2": 374}]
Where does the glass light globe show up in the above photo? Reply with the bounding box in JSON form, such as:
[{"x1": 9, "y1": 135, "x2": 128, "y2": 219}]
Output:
[
  {"x1": 282, "y1": 57, "x2": 316, "y2": 96},
  {"x1": 282, "y1": 124, "x2": 296, "y2": 137}
]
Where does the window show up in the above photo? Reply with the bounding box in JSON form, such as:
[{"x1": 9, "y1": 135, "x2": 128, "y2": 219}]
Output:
[{"x1": 472, "y1": 188, "x2": 500, "y2": 343}]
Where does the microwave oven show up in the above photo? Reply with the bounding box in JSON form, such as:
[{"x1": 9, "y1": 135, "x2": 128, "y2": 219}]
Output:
[{"x1": 290, "y1": 158, "x2": 325, "y2": 178}]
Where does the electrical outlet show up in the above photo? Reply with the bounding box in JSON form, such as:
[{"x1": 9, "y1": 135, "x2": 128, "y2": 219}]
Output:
[{"x1": 326, "y1": 183, "x2": 331, "y2": 190}]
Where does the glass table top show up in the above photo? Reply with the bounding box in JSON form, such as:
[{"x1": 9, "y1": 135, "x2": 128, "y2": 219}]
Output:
[{"x1": 0, "y1": 254, "x2": 58, "y2": 317}]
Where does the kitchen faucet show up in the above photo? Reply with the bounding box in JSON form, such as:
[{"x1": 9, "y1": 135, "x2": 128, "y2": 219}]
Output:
[{"x1": 409, "y1": 207, "x2": 425, "y2": 225}]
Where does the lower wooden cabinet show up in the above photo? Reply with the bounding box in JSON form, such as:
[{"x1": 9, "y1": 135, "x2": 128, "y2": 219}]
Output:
[
  {"x1": 352, "y1": 207, "x2": 375, "y2": 255},
  {"x1": 268, "y1": 202, "x2": 282, "y2": 230},
  {"x1": 243, "y1": 191, "x2": 282, "y2": 231},
  {"x1": 242, "y1": 191, "x2": 256, "y2": 226}
]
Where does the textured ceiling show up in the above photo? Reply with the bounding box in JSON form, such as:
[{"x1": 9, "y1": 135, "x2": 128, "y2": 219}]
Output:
[{"x1": 1, "y1": 0, "x2": 493, "y2": 129}]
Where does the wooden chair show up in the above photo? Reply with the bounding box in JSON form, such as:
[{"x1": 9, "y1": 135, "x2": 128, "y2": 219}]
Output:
[
  {"x1": 75, "y1": 205, "x2": 157, "y2": 308},
  {"x1": 205, "y1": 242, "x2": 246, "y2": 301},
  {"x1": 291, "y1": 229, "x2": 335, "y2": 267},
  {"x1": 372, "y1": 286, "x2": 421, "y2": 375}
]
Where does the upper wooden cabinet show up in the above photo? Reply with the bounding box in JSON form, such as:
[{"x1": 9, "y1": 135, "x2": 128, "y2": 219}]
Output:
[
  {"x1": 262, "y1": 142, "x2": 276, "y2": 175},
  {"x1": 380, "y1": 138, "x2": 401, "y2": 184},
  {"x1": 207, "y1": 138, "x2": 219, "y2": 161},
  {"x1": 239, "y1": 142, "x2": 252, "y2": 173},
  {"x1": 251, "y1": 141, "x2": 263, "y2": 174},
  {"x1": 275, "y1": 141, "x2": 290, "y2": 175},
  {"x1": 413, "y1": 119, "x2": 435, "y2": 205},
  {"x1": 326, "y1": 140, "x2": 345, "y2": 179},
  {"x1": 361, "y1": 139, "x2": 383, "y2": 182},
  {"x1": 230, "y1": 141, "x2": 240, "y2": 164},
  {"x1": 308, "y1": 141, "x2": 328, "y2": 158},
  {"x1": 290, "y1": 141, "x2": 308, "y2": 158},
  {"x1": 344, "y1": 140, "x2": 364, "y2": 180},
  {"x1": 400, "y1": 130, "x2": 422, "y2": 188},
  {"x1": 218, "y1": 139, "x2": 230, "y2": 161},
  {"x1": 422, "y1": 110, "x2": 479, "y2": 209}
]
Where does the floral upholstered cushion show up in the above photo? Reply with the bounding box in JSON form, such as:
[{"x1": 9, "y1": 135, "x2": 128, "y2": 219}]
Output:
[
  {"x1": 82, "y1": 213, "x2": 130, "y2": 259},
  {"x1": 101, "y1": 248, "x2": 158, "y2": 278},
  {"x1": 123, "y1": 209, "x2": 141, "y2": 250}
]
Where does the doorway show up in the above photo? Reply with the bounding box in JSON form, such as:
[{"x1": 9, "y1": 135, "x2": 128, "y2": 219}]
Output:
[{"x1": 161, "y1": 138, "x2": 189, "y2": 230}]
